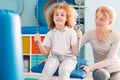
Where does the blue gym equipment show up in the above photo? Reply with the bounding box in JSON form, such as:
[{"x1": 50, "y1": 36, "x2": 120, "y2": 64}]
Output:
[{"x1": 0, "y1": 10, "x2": 24, "y2": 80}]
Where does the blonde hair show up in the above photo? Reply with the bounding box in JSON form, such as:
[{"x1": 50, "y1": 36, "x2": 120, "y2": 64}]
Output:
[
  {"x1": 46, "y1": 2, "x2": 78, "y2": 30},
  {"x1": 96, "y1": 5, "x2": 116, "y2": 22}
]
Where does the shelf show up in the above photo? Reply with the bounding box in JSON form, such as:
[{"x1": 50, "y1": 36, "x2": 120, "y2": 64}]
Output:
[
  {"x1": 72, "y1": 5, "x2": 88, "y2": 8},
  {"x1": 22, "y1": 34, "x2": 46, "y2": 73}
]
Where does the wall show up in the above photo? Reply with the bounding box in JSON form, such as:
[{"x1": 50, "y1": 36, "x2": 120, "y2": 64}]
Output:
[
  {"x1": 20, "y1": 0, "x2": 38, "y2": 26},
  {"x1": 84, "y1": 0, "x2": 120, "y2": 64},
  {"x1": 0, "y1": 0, "x2": 38, "y2": 26}
]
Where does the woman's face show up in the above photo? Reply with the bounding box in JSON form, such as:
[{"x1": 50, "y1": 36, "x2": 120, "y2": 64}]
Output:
[
  {"x1": 53, "y1": 8, "x2": 67, "y2": 27},
  {"x1": 95, "y1": 10, "x2": 111, "y2": 30}
]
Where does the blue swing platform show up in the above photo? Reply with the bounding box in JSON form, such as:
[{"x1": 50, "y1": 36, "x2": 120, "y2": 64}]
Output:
[{"x1": 31, "y1": 58, "x2": 87, "y2": 79}]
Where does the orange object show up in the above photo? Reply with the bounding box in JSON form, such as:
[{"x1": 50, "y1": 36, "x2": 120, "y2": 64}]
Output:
[{"x1": 32, "y1": 36, "x2": 45, "y2": 54}]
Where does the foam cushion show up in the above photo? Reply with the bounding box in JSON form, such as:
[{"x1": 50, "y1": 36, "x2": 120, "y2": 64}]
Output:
[{"x1": 22, "y1": 26, "x2": 49, "y2": 34}]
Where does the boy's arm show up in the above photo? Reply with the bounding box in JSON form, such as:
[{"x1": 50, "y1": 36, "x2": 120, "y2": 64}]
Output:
[
  {"x1": 34, "y1": 33, "x2": 50, "y2": 57},
  {"x1": 71, "y1": 42, "x2": 78, "y2": 56}
]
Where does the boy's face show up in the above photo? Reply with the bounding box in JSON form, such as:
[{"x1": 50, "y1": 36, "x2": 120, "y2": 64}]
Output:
[{"x1": 53, "y1": 8, "x2": 67, "y2": 27}]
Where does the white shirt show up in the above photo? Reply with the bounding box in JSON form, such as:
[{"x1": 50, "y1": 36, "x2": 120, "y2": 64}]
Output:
[{"x1": 43, "y1": 26, "x2": 77, "y2": 56}]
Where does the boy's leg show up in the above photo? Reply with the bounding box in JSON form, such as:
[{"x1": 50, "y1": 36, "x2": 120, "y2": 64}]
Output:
[
  {"x1": 58, "y1": 57, "x2": 77, "y2": 80},
  {"x1": 40, "y1": 57, "x2": 60, "y2": 80}
]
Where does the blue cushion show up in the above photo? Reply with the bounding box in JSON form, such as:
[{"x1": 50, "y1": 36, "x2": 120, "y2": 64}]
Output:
[
  {"x1": 31, "y1": 58, "x2": 87, "y2": 79},
  {"x1": 22, "y1": 26, "x2": 49, "y2": 34}
]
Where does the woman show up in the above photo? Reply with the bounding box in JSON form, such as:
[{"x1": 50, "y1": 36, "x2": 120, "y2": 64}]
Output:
[{"x1": 78, "y1": 5, "x2": 120, "y2": 80}]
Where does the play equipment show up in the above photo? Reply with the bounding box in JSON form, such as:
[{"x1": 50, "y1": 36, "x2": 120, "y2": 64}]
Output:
[{"x1": 0, "y1": 10, "x2": 24, "y2": 80}]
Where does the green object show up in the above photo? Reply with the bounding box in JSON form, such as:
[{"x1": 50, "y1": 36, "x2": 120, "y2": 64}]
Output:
[{"x1": 25, "y1": 78, "x2": 39, "y2": 80}]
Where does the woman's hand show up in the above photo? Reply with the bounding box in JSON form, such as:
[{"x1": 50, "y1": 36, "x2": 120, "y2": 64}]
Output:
[
  {"x1": 77, "y1": 29, "x2": 82, "y2": 39},
  {"x1": 80, "y1": 65, "x2": 91, "y2": 75}
]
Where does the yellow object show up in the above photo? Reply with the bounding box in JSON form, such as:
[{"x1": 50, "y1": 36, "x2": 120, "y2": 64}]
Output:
[{"x1": 22, "y1": 36, "x2": 30, "y2": 54}]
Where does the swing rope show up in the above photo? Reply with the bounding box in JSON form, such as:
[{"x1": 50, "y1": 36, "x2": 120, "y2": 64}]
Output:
[
  {"x1": 36, "y1": 29, "x2": 39, "y2": 65},
  {"x1": 77, "y1": 0, "x2": 81, "y2": 58},
  {"x1": 35, "y1": 0, "x2": 39, "y2": 66},
  {"x1": 75, "y1": 0, "x2": 82, "y2": 72}
]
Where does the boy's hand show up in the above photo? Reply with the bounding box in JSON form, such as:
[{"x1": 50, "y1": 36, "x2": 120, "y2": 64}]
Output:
[
  {"x1": 77, "y1": 29, "x2": 82, "y2": 39},
  {"x1": 34, "y1": 33, "x2": 41, "y2": 43}
]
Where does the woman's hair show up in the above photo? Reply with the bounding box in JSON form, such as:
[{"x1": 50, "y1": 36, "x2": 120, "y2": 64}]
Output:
[
  {"x1": 46, "y1": 2, "x2": 78, "y2": 30},
  {"x1": 96, "y1": 5, "x2": 116, "y2": 22}
]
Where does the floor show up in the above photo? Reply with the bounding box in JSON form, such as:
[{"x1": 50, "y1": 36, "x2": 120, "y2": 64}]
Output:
[
  {"x1": 83, "y1": 74, "x2": 93, "y2": 80},
  {"x1": 52, "y1": 74, "x2": 93, "y2": 80},
  {"x1": 24, "y1": 73, "x2": 93, "y2": 80}
]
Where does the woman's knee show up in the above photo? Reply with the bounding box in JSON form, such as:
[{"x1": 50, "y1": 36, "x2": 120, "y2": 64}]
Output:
[
  {"x1": 93, "y1": 69, "x2": 110, "y2": 80},
  {"x1": 110, "y1": 72, "x2": 120, "y2": 80}
]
